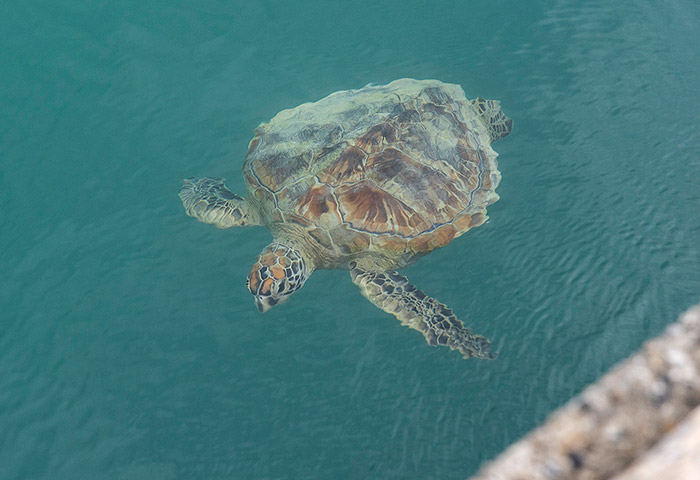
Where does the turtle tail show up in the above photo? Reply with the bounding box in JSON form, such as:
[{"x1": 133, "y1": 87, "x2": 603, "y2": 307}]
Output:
[{"x1": 472, "y1": 97, "x2": 513, "y2": 142}]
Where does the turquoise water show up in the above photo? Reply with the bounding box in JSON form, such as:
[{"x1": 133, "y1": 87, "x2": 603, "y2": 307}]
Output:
[{"x1": 1, "y1": 0, "x2": 699, "y2": 478}]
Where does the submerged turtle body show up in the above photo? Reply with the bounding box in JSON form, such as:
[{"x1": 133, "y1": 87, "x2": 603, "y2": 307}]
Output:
[
  {"x1": 243, "y1": 79, "x2": 508, "y2": 266},
  {"x1": 180, "y1": 79, "x2": 512, "y2": 359}
]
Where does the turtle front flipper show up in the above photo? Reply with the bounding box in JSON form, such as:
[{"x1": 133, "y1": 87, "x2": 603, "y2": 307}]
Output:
[
  {"x1": 350, "y1": 262, "x2": 496, "y2": 359},
  {"x1": 179, "y1": 177, "x2": 261, "y2": 228}
]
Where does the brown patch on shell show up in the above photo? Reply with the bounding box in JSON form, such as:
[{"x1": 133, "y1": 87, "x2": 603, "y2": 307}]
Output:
[
  {"x1": 407, "y1": 224, "x2": 457, "y2": 253},
  {"x1": 317, "y1": 145, "x2": 367, "y2": 186},
  {"x1": 365, "y1": 147, "x2": 415, "y2": 182},
  {"x1": 373, "y1": 234, "x2": 408, "y2": 254},
  {"x1": 238, "y1": 80, "x2": 504, "y2": 251},
  {"x1": 335, "y1": 181, "x2": 431, "y2": 236},
  {"x1": 408, "y1": 234, "x2": 433, "y2": 253},
  {"x1": 432, "y1": 224, "x2": 456, "y2": 248},
  {"x1": 453, "y1": 212, "x2": 473, "y2": 233},
  {"x1": 294, "y1": 183, "x2": 342, "y2": 228},
  {"x1": 354, "y1": 124, "x2": 398, "y2": 153},
  {"x1": 366, "y1": 147, "x2": 465, "y2": 224}
]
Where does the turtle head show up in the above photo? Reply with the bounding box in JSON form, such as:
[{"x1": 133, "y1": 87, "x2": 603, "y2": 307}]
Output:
[{"x1": 246, "y1": 243, "x2": 309, "y2": 313}]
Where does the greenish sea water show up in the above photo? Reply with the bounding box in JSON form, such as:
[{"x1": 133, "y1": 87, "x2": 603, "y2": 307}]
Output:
[{"x1": 1, "y1": 1, "x2": 699, "y2": 479}]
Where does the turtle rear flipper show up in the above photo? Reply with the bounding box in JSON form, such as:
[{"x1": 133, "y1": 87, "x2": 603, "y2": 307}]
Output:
[
  {"x1": 179, "y1": 177, "x2": 261, "y2": 228},
  {"x1": 472, "y1": 97, "x2": 513, "y2": 142},
  {"x1": 350, "y1": 262, "x2": 496, "y2": 359}
]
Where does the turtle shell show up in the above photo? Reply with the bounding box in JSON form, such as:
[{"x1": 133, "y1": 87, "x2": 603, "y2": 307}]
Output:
[{"x1": 242, "y1": 79, "x2": 503, "y2": 256}]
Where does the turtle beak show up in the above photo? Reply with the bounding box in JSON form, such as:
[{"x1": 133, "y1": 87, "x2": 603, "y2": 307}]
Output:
[
  {"x1": 255, "y1": 296, "x2": 280, "y2": 313},
  {"x1": 255, "y1": 297, "x2": 270, "y2": 313}
]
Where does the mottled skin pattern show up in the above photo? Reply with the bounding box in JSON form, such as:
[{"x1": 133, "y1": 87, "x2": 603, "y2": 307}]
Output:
[
  {"x1": 247, "y1": 243, "x2": 307, "y2": 313},
  {"x1": 179, "y1": 79, "x2": 511, "y2": 359},
  {"x1": 179, "y1": 177, "x2": 260, "y2": 227},
  {"x1": 349, "y1": 262, "x2": 493, "y2": 359}
]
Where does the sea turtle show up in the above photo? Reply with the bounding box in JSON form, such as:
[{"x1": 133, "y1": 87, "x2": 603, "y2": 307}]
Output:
[{"x1": 179, "y1": 78, "x2": 512, "y2": 359}]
